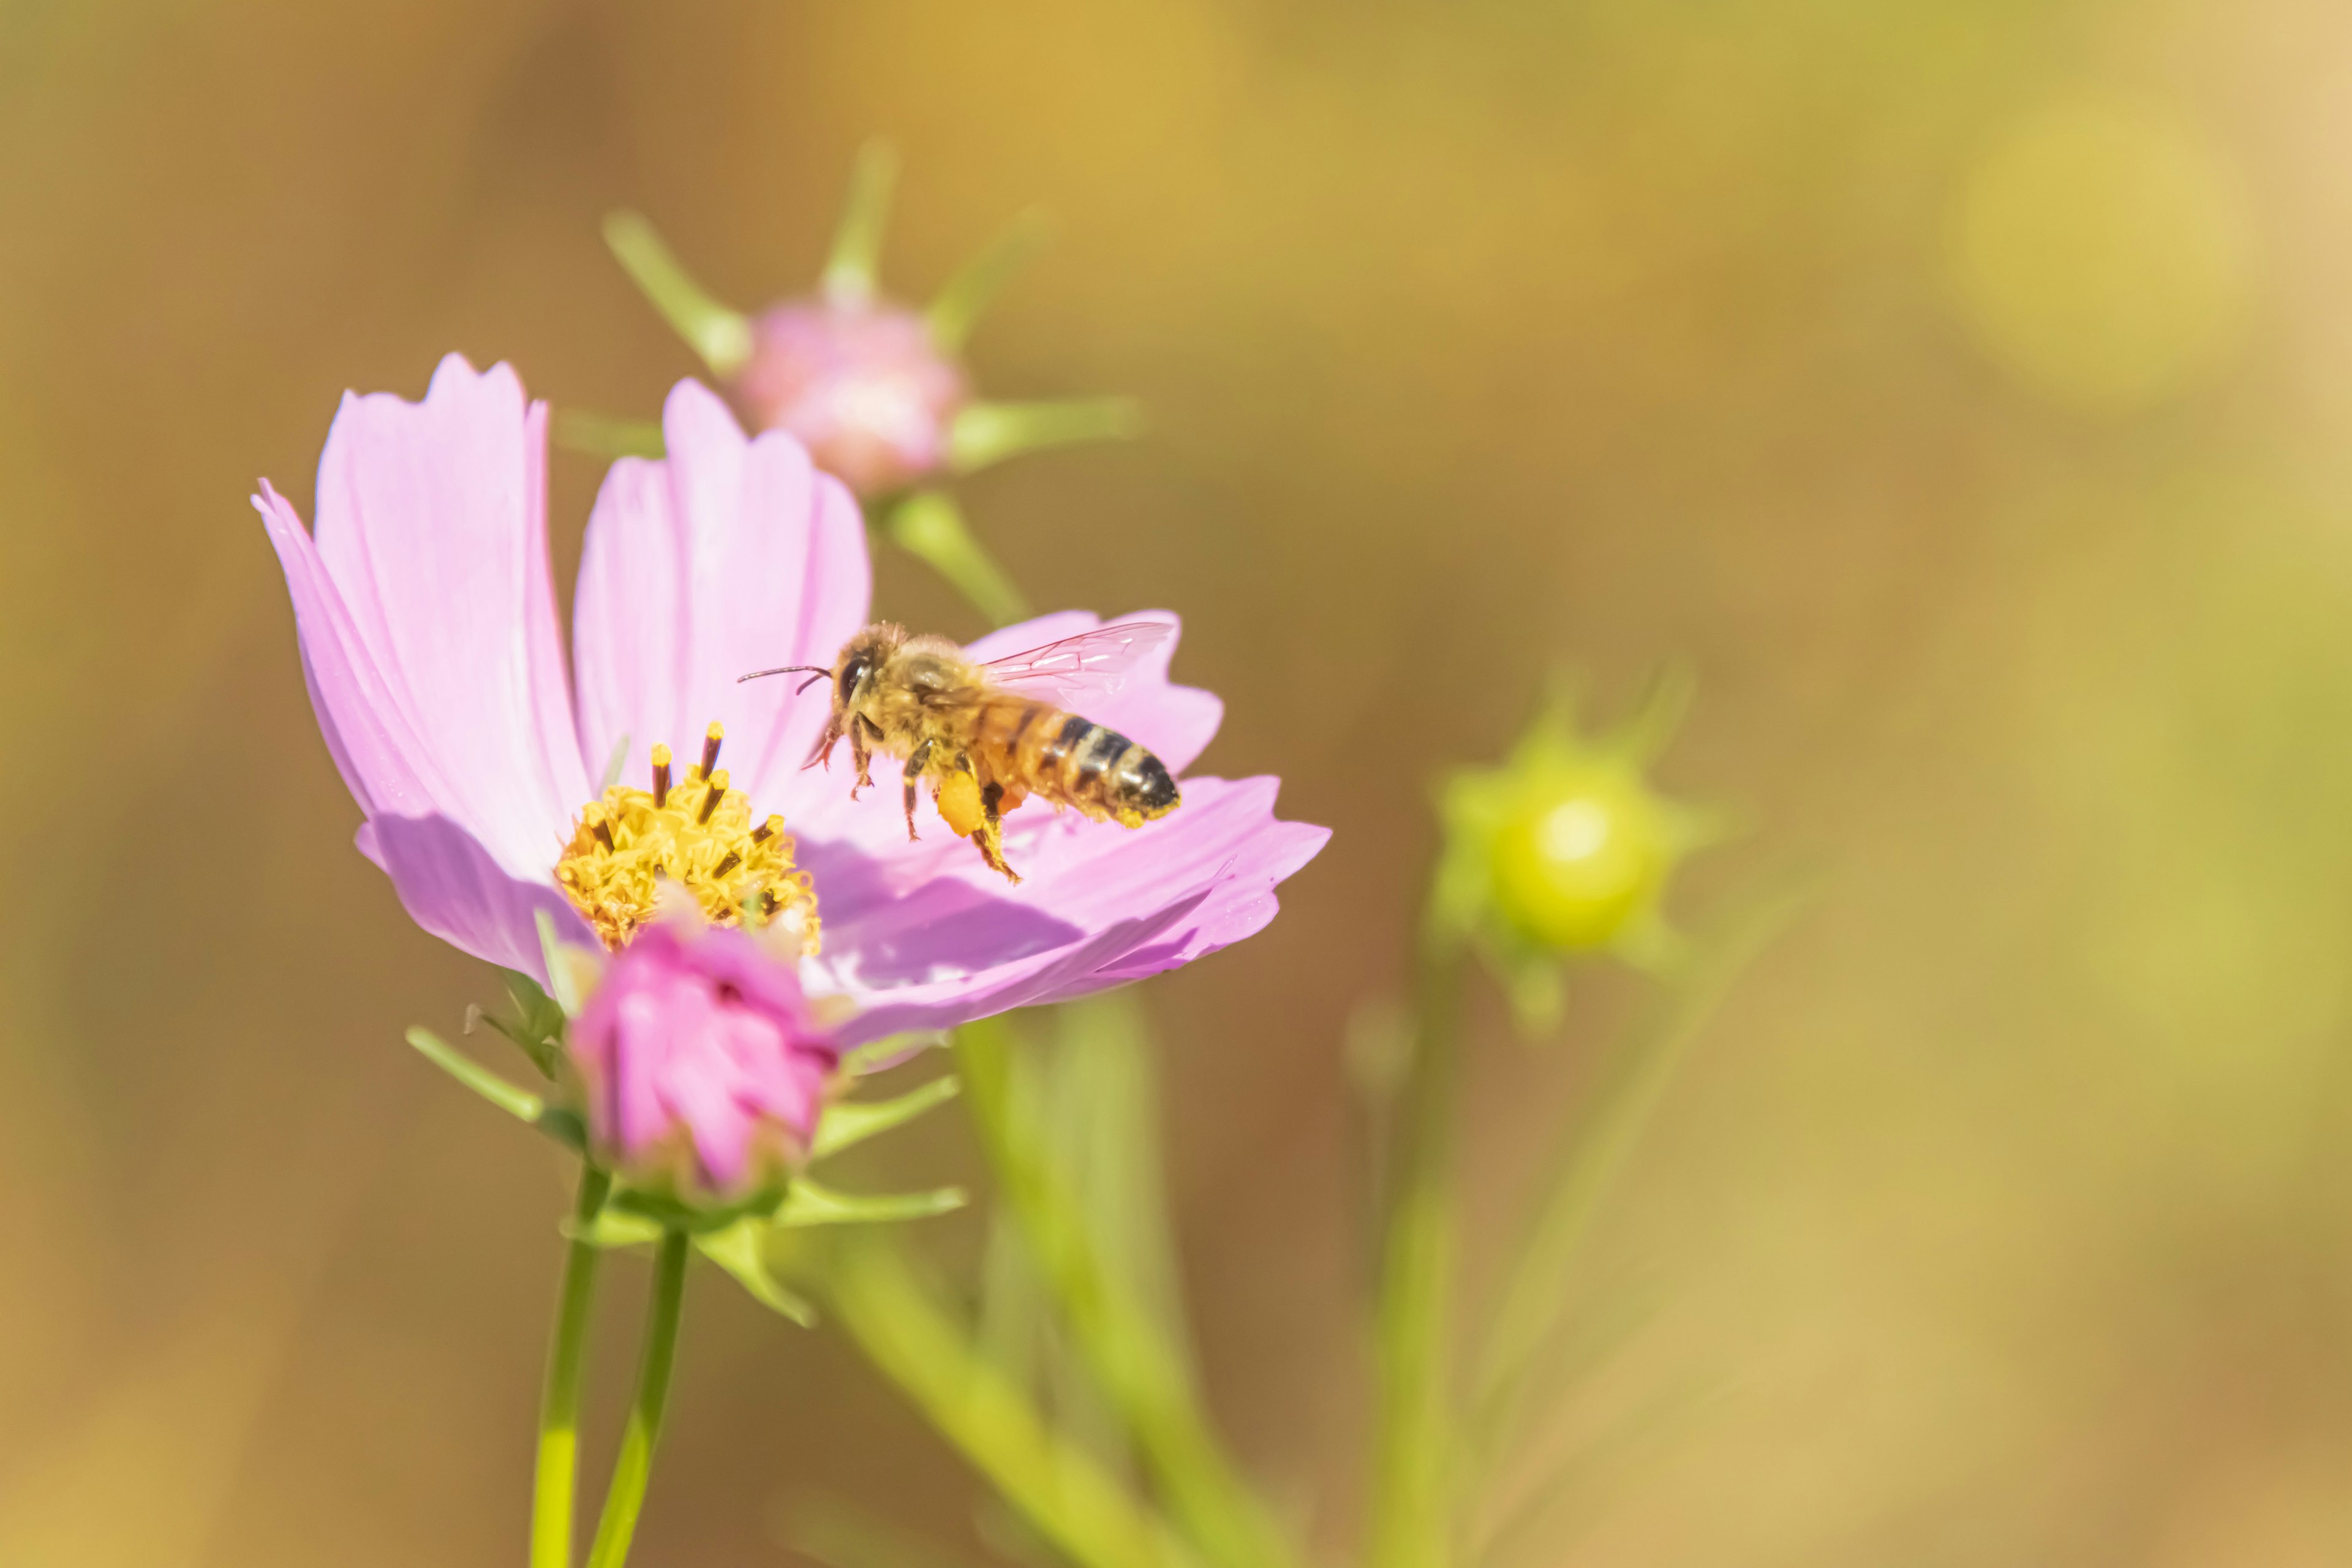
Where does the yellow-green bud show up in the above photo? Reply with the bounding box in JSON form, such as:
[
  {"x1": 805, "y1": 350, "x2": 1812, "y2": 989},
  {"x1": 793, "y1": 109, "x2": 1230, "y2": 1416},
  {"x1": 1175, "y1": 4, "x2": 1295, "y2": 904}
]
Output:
[
  {"x1": 1433, "y1": 671, "x2": 1720, "y2": 1027},
  {"x1": 1489, "y1": 760, "x2": 1670, "y2": 951}
]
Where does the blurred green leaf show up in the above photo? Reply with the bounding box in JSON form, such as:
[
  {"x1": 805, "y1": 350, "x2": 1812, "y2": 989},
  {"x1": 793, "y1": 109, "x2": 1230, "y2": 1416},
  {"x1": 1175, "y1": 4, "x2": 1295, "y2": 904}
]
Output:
[{"x1": 781, "y1": 1494, "x2": 987, "y2": 1568}]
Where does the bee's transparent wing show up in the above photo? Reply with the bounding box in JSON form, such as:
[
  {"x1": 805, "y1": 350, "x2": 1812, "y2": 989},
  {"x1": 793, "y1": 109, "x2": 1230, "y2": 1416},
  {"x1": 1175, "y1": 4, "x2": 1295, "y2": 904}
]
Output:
[{"x1": 978, "y1": 620, "x2": 1175, "y2": 703}]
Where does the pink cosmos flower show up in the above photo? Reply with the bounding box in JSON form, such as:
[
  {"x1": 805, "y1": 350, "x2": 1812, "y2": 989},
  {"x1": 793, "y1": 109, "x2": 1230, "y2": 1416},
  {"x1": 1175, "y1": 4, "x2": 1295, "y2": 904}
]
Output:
[
  {"x1": 735, "y1": 301, "x2": 965, "y2": 498},
  {"x1": 570, "y1": 919, "x2": 839, "y2": 1197},
  {"x1": 255, "y1": 355, "x2": 1327, "y2": 1047}
]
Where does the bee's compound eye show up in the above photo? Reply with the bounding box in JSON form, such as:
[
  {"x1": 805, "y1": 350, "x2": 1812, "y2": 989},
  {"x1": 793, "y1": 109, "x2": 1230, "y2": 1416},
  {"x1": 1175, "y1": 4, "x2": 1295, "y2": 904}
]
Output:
[{"x1": 840, "y1": 655, "x2": 874, "y2": 704}]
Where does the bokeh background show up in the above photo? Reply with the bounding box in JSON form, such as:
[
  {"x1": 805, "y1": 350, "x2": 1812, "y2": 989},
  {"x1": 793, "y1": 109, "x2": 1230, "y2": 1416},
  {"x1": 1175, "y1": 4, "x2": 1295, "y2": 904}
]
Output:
[{"x1": 9, "y1": 0, "x2": 2352, "y2": 1562}]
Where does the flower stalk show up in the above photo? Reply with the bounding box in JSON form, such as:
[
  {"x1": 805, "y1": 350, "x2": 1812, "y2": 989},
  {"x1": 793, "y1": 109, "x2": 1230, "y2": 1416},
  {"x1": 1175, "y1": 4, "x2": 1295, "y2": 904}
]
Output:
[
  {"x1": 1468, "y1": 880, "x2": 1808, "y2": 1475},
  {"x1": 532, "y1": 1164, "x2": 613, "y2": 1568},
  {"x1": 1368, "y1": 919, "x2": 1468, "y2": 1568},
  {"x1": 954, "y1": 1020, "x2": 1297, "y2": 1568},
  {"x1": 818, "y1": 1231, "x2": 1200, "y2": 1568},
  {"x1": 586, "y1": 1227, "x2": 691, "y2": 1568}
]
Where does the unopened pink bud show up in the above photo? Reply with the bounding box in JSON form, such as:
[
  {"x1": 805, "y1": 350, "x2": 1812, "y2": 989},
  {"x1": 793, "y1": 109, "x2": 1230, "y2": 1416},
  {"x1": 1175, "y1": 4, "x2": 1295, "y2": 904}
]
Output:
[
  {"x1": 569, "y1": 922, "x2": 840, "y2": 1201},
  {"x1": 733, "y1": 300, "x2": 966, "y2": 497}
]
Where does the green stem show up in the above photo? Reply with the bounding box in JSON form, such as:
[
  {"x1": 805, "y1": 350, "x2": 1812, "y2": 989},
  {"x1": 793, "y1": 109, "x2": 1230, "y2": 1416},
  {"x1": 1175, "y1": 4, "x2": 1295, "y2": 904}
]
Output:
[
  {"x1": 955, "y1": 1022, "x2": 1297, "y2": 1568},
  {"x1": 820, "y1": 1232, "x2": 1198, "y2": 1568},
  {"x1": 585, "y1": 1229, "x2": 690, "y2": 1568},
  {"x1": 1368, "y1": 933, "x2": 1468, "y2": 1568},
  {"x1": 1468, "y1": 884, "x2": 1806, "y2": 1469},
  {"x1": 532, "y1": 1166, "x2": 612, "y2": 1568}
]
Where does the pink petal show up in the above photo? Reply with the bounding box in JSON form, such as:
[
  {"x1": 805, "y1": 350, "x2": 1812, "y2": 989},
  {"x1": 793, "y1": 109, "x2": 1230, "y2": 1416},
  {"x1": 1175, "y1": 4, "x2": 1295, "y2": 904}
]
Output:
[
  {"x1": 831, "y1": 892, "x2": 1212, "y2": 1044},
  {"x1": 573, "y1": 379, "x2": 870, "y2": 816},
  {"x1": 257, "y1": 483, "x2": 450, "y2": 821},
  {"x1": 301, "y1": 355, "x2": 588, "y2": 875},
  {"x1": 818, "y1": 775, "x2": 1327, "y2": 1043},
  {"x1": 364, "y1": 814, "x2": 595, "y2": 983}
]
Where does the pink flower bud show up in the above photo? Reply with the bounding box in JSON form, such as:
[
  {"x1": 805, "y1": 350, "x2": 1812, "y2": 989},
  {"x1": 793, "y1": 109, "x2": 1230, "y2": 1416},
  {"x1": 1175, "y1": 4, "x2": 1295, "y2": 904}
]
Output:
[
  {"x1": 733, "y1": 300, "x2": 967, "y2": 497},
  {"x1": 569, "y1": 921, "x2": 840, "y2": 1201}
]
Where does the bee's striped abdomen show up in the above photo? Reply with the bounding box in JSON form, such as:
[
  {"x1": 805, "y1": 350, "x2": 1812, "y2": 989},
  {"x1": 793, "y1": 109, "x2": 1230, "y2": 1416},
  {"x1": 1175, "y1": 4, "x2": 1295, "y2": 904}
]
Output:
[{"x1": 989, "y1": 698, "x2": 1180, "y2": 826}]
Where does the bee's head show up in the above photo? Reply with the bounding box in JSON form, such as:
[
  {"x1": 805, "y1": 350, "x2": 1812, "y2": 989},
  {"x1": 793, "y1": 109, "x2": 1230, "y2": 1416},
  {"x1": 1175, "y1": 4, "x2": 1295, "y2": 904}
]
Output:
[{"x1": 831, "y1": 622, "x2": 906, "y2": 715}]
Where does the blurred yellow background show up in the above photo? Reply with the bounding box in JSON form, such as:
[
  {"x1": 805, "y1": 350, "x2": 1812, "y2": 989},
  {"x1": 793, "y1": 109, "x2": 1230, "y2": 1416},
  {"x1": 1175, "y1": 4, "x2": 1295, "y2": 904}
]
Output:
[{"x1": 9, "y1": 0, "x2": 2352, "y2": 1563}]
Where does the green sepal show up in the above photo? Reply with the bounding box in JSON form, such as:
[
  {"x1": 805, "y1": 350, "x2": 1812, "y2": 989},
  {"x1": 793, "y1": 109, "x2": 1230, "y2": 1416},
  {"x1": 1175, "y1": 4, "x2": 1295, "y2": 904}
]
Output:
[
  {"x1": 606, "y1": 1176, "x2": 788, "y2": 1237},
  {"x1": 695, "y1": 1218, "x2": 818, "y2": 1327},
  {"x1": 775, "y1": 1175, "x2": 968, "y2": 1228},
  {"x1": 814, "y1": 1074, "x2": 961, "y2": 1161},
  {"x1": 881, "y1": 491, "x2": 1030, "y2": 628},
  {"x1": 927, "y1": 208, "x2": 1051, "y2": 353},
  {"x1": 405, "y1": 1026, "x2": 545, "y2": 1124},
  {"x1": 535, "y1": 910, "x2": 592, "y2": 1017},
  {"x1": 551, "y1": 408, "x2": 666, "y2": 462},
  {"x1": 477, "y1": 969, "x2": 567, "y2": 1079},
  {"x1": 603, "y1": 209, "x2": 752, "y2": 374},
  {"x1": 535, "y1": 1105, "x2": 589, "y2": 1155},
  {"x1": 821, "y1": 140, "x2": 899, "y2": 308},
  {"x1": 407, "y1": 1026, "x2": 593, "y2": 1152},
  {"x1": 948, "y1": 397, "x2": 1143, "y2": 477},
  {"x1": 842, "y1": 1030, "x2": 948, "y2": 1077},
  {"x1": 563, "y1": 1207, "x2": 665, "y2": 1249}
]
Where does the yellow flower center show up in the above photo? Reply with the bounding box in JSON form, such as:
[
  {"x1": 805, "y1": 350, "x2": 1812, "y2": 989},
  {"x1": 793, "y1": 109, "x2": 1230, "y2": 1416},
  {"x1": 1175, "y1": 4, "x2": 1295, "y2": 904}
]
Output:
[{"x1": 554, "y1": 722, "x2": 820, "y2": 954}]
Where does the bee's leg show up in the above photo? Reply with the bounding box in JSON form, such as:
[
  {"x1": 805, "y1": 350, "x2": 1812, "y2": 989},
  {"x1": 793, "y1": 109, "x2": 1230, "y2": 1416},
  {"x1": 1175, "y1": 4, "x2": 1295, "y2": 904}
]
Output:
[
  {"x1": 971, "y1": 779, "x2": 1020, "y2": 884},
  {"x1": 902, "y1": 739, "x2": 934, "y2": 841},
  {"x1": 849, "y1": 717, "x2": 878, "y2": 797}
]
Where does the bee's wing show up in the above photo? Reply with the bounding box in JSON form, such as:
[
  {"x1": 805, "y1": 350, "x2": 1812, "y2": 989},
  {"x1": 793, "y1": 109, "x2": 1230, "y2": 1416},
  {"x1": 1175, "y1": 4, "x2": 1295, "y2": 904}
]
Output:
[{"x1": 977, "y1": 620, "x2": 1175, "y2": 703}]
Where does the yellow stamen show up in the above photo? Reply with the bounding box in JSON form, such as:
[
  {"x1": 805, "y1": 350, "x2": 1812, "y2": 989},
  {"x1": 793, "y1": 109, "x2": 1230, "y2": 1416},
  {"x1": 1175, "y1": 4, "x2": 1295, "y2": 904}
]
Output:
[{"x1": 554, "y1": 724, "x2": 820, "y2": 954}]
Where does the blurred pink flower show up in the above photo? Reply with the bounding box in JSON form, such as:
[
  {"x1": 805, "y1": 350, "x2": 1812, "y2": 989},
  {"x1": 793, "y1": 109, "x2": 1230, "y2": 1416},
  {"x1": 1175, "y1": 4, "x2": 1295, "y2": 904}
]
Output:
[
  {"x1": 736, "y1": 301, "x2": 965, "y2": 498},
  {"x1": 255, "y1": 355, "x2": 1327, "y2": 1046},
  {"x1": 571, "y1": 919, "x2": 839, "y2": 1196}
]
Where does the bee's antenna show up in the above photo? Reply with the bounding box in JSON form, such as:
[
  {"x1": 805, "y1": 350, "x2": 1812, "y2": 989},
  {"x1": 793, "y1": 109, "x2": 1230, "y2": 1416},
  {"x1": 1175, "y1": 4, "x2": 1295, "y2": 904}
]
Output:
[{"x1": 739, "y1": 664, "x2": 833, "y2": 690}]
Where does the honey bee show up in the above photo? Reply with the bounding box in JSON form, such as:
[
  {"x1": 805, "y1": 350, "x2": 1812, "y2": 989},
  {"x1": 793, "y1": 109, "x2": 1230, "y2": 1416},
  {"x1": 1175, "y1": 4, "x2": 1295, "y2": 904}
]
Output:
[{"x1": 741, "y1": 621, "x2": 1183, "y2": 882}]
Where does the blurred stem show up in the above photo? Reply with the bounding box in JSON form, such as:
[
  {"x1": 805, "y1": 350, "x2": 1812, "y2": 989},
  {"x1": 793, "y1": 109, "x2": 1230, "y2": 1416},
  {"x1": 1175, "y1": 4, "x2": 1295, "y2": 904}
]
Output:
[
  {"x1": 532, "y1": 1165, "x2": 612, "y2": 1568},
  {"x1": 928, "y1": 209, "x2": 1051, "y2": 352},
  {"x1": 586, "y1": 1229, "x2": 690, "y2": 1568},
  {"x1": 818, "y1": 1231, "x2": 1200, "y2": 1568},
  {"x1": 603, "y1": 211, "x2": 752, "y2": 375},
  {"x1": 956, "y1": 1020, "x2": 1298, "y2": 1568},
  {"x1": 1468, "y1": 884, "x2": 1807, "y2": 1470},
  {"x1": 823, "y1": 140, "x2": 899, "y2": 307},
  {"x1": 883, "y1": 491, "x2": 1030, "y2": 628},
  {"x1": 1368, "y1": 930, "x2": 1468, "y2": 1568},
  {"x1": 949, "y1": 398, "x2": 1144, "y2": 477}
]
